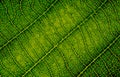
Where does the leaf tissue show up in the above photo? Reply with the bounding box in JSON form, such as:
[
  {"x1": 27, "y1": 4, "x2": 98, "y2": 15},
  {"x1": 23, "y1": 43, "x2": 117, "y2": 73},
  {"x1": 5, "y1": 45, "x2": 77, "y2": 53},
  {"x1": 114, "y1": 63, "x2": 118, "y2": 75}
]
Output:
[{"x1": 0, "y1": 0, "x2": 120, "y2": 77}]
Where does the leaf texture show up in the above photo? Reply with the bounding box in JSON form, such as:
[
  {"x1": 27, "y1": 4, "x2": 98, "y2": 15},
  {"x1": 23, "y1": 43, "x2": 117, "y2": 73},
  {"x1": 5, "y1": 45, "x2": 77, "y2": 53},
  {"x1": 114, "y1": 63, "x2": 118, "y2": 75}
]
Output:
[{"x1": 0, "y1": 0, "x2": 120, "y2": 77}]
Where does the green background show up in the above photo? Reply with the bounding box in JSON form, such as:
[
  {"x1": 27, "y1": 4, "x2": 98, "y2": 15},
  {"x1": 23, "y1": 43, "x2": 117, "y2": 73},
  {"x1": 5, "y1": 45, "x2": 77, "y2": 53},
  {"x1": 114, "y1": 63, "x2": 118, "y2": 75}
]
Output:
[{"x1": 0, "y1": 0, "x2": 120, "y2": 77}]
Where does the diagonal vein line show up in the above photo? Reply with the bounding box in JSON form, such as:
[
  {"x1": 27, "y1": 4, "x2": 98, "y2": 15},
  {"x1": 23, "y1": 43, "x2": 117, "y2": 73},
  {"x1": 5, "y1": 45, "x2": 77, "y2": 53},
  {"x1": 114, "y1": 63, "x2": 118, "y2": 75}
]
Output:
[
  {"x1": 21, "y1": 0, "x2": 108, "y2": 76},
  {"x1": 0, "y1": 0, "x2": 58, "y2": 50},
  {"x1": 77, "y1": 34, "x2": 120, "y2": 77}
]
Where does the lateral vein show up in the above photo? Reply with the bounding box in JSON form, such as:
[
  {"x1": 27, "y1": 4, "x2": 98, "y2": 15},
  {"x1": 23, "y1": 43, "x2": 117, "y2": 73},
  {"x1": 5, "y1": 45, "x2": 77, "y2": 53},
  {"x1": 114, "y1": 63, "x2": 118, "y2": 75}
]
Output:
[
  {"x1": 77, "y1": 34, "x2": 120, "y2": 77},
  {"x1": 0, "y1": 0, "x2": 58, "y2": 50},
  {"x1": 21, "y1": 0, "x2": 108, "y2": 76}
]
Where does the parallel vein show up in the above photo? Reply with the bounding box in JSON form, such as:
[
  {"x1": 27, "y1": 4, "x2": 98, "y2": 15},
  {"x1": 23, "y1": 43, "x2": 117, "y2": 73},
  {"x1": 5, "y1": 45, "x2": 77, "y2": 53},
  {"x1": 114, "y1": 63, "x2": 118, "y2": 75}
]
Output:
[
  {"x1": 77, "y1": 34, "x2": 120, "y2": 77},
  {"x1": 0, "y1": 0, "x2": 58, "y2": 50},
  {"x1": 22, "y1": 0, "x2": 108, "y2": 76}
]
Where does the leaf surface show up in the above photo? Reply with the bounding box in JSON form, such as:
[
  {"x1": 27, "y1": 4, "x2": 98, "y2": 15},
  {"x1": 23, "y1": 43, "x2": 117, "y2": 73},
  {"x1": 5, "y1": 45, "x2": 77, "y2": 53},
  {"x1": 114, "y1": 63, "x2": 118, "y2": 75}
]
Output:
[{"x1": 0, "y1": 0, "x2": 120, "y2": 77}]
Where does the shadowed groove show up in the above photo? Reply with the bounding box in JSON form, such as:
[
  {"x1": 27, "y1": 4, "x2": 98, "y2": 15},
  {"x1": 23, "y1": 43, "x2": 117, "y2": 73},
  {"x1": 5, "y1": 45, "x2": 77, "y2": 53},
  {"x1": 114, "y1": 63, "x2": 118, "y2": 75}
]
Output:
[
  {"x1": 81, "y1": 0, "x2": 102, "y2": 60},
  {"x1": 9, "y1": 0, "x2": 17, "y2": 21},
  {"x1": 81, "y1": 19, "x2": 102, "y2": 76},
  {"x1": 101, "y1": 0, "x2": 119, "y2": 41},
  {"x1": 79, "y1": 24, "x2": 94, "y2": 61},
  {"x1": 85, "y1": 2, "x2": 106, "y2": 74},
  {"x1": 41, "y1": 15, "x2": 56, "y2": 45},
  {"x1": 109, "y1": 0, "x2": 120, "y2": 33},
  {"x1": 28, "y1": 21, "x2": 55, "y2": 76},
  {"x1": 86, "y1": 0, "x2": 109, "y2": 44},
  {"x1": 59, "y1": 48, "x2": 75, "y2": 77},
  {"x1": 21, "y1": 0, "x2": 108, "y2": 76},
  {"x1": 26, "y1": 9, "x2": 62, "y2": 75},
  {"x1": 17, "y1": 36, "x2": 35, "y2": 63},
  {"x1": 40, "y1": 39, "x2": 61, "y2": 77},
  {"x1": 105, "y1": 52, "x2": 118, "y2": 77},
  {"x1": 0, "y1": 55, "x2": 15, "y2": 76},
  {"x1": 20, "y1": 0, "x2": 38, "y2": 22},
  {"x1": 52, "y1": 3, "x2": 69, "y2": 35},
  {"x1": 50, "y1": 6, "x2": 80, "y2": 75},
  {"x1": 98, "y1": 3, "x2": 118, "y2": 74},
  {"x1": 44, "y1": 60, "x2": 53, "y2": 77},
  {"x1": 2, "y1": 0, "x2": 19, "y2": 32},
  {"x1": 93, "y1": 70, "x2": 99, "y2": 77},
  {"x1": 72, "y1": 3, "x2": 100, "y2": 74},
  {"x1": 102, "y1": 58, "x2": 113, "y2": 77},
  {"x1": 20, "y1": 31, "x2": 39, "y2": 76},
  {"x1": 42, "y1": 11, "x2": 65, "y2": 76},
  {"x1": 65, "y1": 35, "x2": 85, "y2": 72},
  {"x1": 6, "y1": 45, "x2": 22, "y2": 74},
  {"x1": 0, "y1": 0, "x2": 58, "y2": 50},
  {"x1": 54, "y1": 4, "x2": 82, "y2": 76},
  {"x1": 16, "y1": 35, "x2": 36, "y2": 76},
  {"x1": 0, "y1": 33, "x2": 8, "y2": 42},
  {"x1": 58, "y1": 1, "x2": 85, "y2": 74},
  {"x1": 1, "y1": 1, "x2": 36, "y2": 75},
  {"x1": 60, "y1": 0, "x2": 76, "y2": 26},
  {"x1": 89, "y1": 17, "x2": 116, "y2": 77},
  {"x1": 51, "y1": 54, "x2": 62, "y2": 76},
  {"x1": 39, "y1": 4, "x2": 76, "y2": 76},
  {"x1": 0, "y1": 0, "x2": 19, "y2": 42},
  {"x1": 29, "y1": 32, "x2": 47, "y2": 76},
  {"x1": 77, "y1": 34, "x2": 120, "y2": 77},
  {"x1": 19, "y1": 0, "x2": 50, "y2": 67},
  {"x1": 0, "y1": 0, "x2": 119, "y2": 76},
  {"x1": 110, "y1": 48, "x2": 120, "y2": 74},
  {"x1": 89, "y1": 2, "x2": 120, "y2": 76},
  {"x1": 109, "y1": 47, "x2": 120, "y2": 61},
  {"x1": 88, "y1": 2, "x2": 114, "y2": 76}
]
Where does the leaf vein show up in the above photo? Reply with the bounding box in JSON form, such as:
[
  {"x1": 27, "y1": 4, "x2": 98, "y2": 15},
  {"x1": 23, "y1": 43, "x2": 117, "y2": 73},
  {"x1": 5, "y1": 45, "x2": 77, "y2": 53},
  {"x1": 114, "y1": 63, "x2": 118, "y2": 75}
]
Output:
[
  {"x1": 77, "y1": 34, "x2": 120, "y2": 77},
  {"x1": 0, "y1": 0, "x2": 58, "y2": 50},
  {"x1": 21, "y1": 0, "x2": 108, "y2": 76}
]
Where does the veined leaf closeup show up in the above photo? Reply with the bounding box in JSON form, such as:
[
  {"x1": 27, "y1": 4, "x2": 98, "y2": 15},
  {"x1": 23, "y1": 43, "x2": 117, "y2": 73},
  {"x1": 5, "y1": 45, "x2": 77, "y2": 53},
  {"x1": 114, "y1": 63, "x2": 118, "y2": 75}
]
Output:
[{"x1": 0, "y1": 0, "x2": 120, "y2": 77}]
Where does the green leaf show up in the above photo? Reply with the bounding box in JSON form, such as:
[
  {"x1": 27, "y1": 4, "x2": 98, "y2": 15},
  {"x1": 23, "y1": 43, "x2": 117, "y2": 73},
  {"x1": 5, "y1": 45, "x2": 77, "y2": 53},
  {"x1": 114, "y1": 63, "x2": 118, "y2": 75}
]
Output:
[{"x1": 0, "y1": 0, "x2": 120, "y2": 77}]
